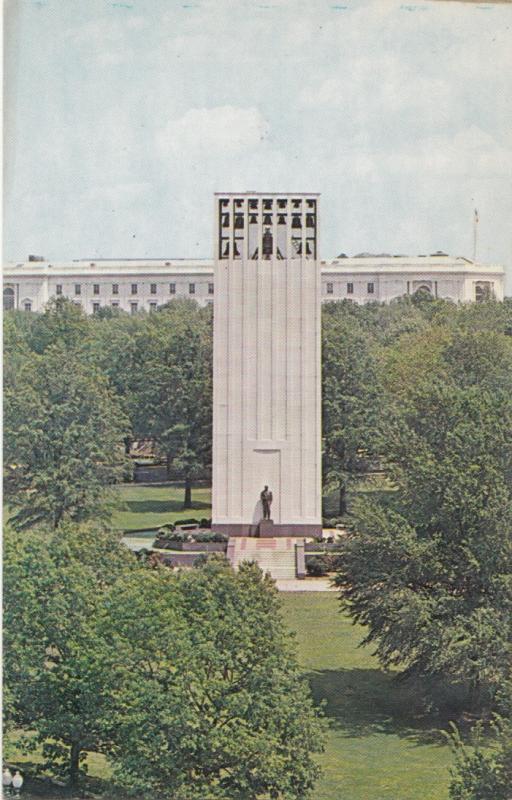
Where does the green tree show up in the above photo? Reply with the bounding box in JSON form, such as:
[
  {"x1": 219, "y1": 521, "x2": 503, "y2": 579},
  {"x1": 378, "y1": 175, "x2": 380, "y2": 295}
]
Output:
[
  {"x1": 103, "y1": 558, "x2": 325, "y2": 800},
  {"x1": 24, "y1": 297, "x2": 92, "y2": 354},
  {"x1": 127, "y1": 299, "x2": 212, "y2": 507},
  {"x1": 3, "y1": 342, "x2": 129, "y2": 529},
  {"x1": 335, "y1": 377, "x2": 512, "y2": 710},
  {"x1": 322, "y1": 301, "x2": 384, "y2": 515},
  {"x1": 448, "y1": 719, "x2": 512, "y2": 800},
  {"x1": 3, "y1": 523, "x2": 135, "y2": 787}
]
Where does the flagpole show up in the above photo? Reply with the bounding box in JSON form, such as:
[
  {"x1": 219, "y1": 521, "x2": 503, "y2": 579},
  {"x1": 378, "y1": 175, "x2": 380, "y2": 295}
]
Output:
[{"x1": 473, "y1": 208, "x2": 478, "y2": 262}]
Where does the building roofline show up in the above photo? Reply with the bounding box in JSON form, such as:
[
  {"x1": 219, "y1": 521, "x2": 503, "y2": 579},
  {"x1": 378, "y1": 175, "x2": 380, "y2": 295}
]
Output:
[{"x1": 213, "y1": 192, "x2": 321, "y2": 197}]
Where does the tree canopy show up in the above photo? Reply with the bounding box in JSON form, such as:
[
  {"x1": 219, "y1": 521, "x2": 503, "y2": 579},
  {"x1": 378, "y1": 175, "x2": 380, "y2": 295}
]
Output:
[
  {"x1": 104, "y1": 558, "x2": 325, "y2": 800},
  {"x1": 3, "y1": 522, "x2": 135, "y2": 785},
  {"x1": 3, "y1": 341, "x2": 129, "y2": 529},
  {"x1": 335, "y1": 320, "x2": 512, "y2": 711},
  {"x1": 4, "y1": 528, "x2": 325, "y2": 797}
]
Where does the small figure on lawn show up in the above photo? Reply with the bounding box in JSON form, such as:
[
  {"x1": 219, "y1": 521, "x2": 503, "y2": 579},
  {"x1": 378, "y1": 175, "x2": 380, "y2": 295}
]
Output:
[{"x1": 260, "y1": 485, "x2": 273, "y2": 520}]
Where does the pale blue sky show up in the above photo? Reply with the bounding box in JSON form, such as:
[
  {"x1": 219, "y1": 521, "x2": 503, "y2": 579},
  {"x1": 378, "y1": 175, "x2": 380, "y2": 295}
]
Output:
[{"x1": 4, "y1": 0, "x2": 512, "y2": 287}]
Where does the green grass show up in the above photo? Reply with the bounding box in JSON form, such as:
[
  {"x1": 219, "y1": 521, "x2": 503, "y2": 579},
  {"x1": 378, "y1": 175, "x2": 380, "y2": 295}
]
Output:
[
  {"x1": 281, "y1": 593, "x2": 453, "y2": 800},
  {"x1": 112, "y1": 482, "x2": 212, "y2": 532}
]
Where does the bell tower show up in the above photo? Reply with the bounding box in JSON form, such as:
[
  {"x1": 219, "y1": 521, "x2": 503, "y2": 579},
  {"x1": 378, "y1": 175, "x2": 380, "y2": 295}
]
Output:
[{"x1": 212, "y1": 193, "x2": 322, "y2": 538}]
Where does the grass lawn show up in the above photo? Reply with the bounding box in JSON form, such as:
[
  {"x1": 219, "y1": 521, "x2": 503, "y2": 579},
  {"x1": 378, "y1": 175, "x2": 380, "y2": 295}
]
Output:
[
  {"x1": 112, "y1": 482, "x2": 212, "y2": 532},
  {"x1": 281, "y1": 593, "x2": 454, "y2": 800}
]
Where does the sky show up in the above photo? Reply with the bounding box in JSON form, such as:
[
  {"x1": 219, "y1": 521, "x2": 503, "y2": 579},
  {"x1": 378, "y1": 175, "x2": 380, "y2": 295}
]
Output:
[{"x1": 4, "y1": 0, "x2": 512, "y2": 287}]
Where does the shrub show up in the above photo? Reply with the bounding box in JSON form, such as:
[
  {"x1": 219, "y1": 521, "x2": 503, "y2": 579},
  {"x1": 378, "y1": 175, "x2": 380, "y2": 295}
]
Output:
[
  {"x1": 193, "y1": 531, "x2": 228, "y2": 543},
  {"x1": 306, "y1": 556, "x2": 329, "y2": 577},
  {"x1": 174, "y1": 518, "x2": 200, "y2": 527},
  {"x1": 448, "y1": 718, "x2": 512, "y2": 800},
  {"x1": 156, "y1": 530, "x2": 190, "y2": 543},
  {"x1": 157, "y1": 523, "x2": 176, "y2": 534}
]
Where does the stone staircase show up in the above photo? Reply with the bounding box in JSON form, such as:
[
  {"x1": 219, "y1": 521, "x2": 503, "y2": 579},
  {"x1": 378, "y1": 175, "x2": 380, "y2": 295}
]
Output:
[{"x1": 227, "y1": 537, "x2": 299, "y2": 580}]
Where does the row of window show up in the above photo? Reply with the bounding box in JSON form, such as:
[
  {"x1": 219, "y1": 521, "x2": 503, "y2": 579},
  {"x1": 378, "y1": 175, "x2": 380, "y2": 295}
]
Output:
[
  {"x1": 326, "y1": 282, "x2": 374, "y2": 295},
  {"x1": 92, "y1": 301, "x2": 158, "y2": 314},
  {"x1": 88, "y1": 300, "x2": 214, "y2": 314},
  {"x1": 57, "y1": 283, "x2": 214, "y2": 296}
]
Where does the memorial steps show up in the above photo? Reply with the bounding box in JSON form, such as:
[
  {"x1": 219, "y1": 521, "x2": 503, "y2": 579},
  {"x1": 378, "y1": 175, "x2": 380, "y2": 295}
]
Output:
[{"x1": 227, "y1": 536, "x2": 298, "y2": 580}]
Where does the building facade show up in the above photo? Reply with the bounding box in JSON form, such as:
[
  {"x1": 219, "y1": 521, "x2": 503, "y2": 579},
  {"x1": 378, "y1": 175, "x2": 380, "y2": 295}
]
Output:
[
  {"x1": 3, "y1": 253, "x2": 505, "y2": 313},
  {"x1": 212, "y1": 193, "x2": 322, "y2": 538}
]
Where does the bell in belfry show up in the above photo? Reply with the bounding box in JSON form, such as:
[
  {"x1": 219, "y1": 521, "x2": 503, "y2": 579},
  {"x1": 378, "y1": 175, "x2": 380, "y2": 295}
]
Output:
[{"x1": 262, "y1": 227, "x2": 273, "y2": 258}]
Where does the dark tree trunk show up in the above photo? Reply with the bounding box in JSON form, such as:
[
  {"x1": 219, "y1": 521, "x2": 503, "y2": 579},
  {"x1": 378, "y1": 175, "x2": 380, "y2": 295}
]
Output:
[
  {"x1": 338, "y1": 482, "x2": 348, "y2": 516},
  {"x1": 69, "y1": 741, "x2": 81, "y2": 788},
  {"x1": 469, "y1": 676, "x2": 482, "y2": 713},
  {"x1": 166, "y1": 452, "x2": 172, "y2": 480},
  {"x1": 183, "y1": 476, "x2": 192, "y2": 509},
  {"x1": 53, "y1": 507, "x2": 63, "y2": 529}
]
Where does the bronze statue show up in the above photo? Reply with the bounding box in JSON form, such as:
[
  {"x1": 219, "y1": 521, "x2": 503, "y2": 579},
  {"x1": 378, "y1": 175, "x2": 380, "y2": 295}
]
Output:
[{"x1": 260, "y1": 485, "x2": 273, "y2": 520}]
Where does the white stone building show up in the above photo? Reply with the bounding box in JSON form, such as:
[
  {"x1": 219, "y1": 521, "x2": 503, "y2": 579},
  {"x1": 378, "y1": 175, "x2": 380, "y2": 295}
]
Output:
[{"x1": 2, "y1": 252, "x2": 505, "y2": 313}]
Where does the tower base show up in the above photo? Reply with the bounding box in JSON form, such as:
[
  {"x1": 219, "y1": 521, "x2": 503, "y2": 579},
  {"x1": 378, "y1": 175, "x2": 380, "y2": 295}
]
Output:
[{"x1": 213, "y1": 523, "x2": 322, "y2": 538}]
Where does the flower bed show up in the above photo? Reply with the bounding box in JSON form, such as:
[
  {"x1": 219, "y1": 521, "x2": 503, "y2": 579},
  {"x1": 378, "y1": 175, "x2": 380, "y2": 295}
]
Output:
[{"x1": 154, "y1": 539, "x2": 227, "y2": 552}]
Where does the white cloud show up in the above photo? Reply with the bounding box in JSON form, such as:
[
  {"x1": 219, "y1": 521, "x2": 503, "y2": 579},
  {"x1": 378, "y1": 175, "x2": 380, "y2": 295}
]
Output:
[{"x1": 156, "y1": 106, "x2": 270, "y2": 159}]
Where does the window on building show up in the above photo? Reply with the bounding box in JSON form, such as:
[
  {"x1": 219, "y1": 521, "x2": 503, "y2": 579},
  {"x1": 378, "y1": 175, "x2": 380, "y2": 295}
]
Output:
[
  {"x1": 367, "y1": 282, "x2": 374, "y2": 294},
  {"x1": 170, "y1": 283, "x2": 176, "y2": 294},
  {"x1": 149, "y1": 301, "x2": 157, "y2": 312},
  {"x1": 112, "y1": 301, "x2": 119, "y2": 309},
  {"x1": 208, "y1": 283, "x2": 214, "y2": 295},
  {"x1": 150, "y1": 283, "x2": 157, "y2": 294},
  {"x1": 3, "y1": 287, "x2": 15, "y2": 311},
  {"x1": 189, "y1": 283, "x2": 195, "y2": 294},
  {"x1": 112, "y1": 284, "x2": 119, "y2": 295},
  {"x1": 475, "y1": 281, "x2": 493, "y2": 303},
  {"x1": 347, "y1": 283, "x2": 354, "y2": 294},
  {"x1": 75, "y1": 284, "x2": 81, "y2": 295},
  {"x1": 131, "y1": 284, "x2": 138, "y2": 295},
  {"x1": 327, "y1": 283, "x2": 333, "y2": 295},
  {"x1": 93, "y1": 284, "x2": 100, "y2": 295},
  {"x1": 93, "y1": 302, "x2": 100, "y2": 313},
  {"x1": 24, "y1": 301, "x2": 32, "y2": 312},
  {"x1": 131, "y1": 302, "x2": 138, "y2": 314},
  {"x1": 56, "y1": 284, "x2": 62, "y2": 296}
]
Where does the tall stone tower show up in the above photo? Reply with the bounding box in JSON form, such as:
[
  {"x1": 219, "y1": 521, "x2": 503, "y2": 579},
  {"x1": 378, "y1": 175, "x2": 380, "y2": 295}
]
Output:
[{"x1": 212, "y1": 193, "x2": 321, "y2": 538}]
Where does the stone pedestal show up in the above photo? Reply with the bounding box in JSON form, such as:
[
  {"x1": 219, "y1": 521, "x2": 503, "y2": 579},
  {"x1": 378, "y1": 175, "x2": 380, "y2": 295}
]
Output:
[{"x1": 258, "y1": 519, "x2": 275, "y2": 538}]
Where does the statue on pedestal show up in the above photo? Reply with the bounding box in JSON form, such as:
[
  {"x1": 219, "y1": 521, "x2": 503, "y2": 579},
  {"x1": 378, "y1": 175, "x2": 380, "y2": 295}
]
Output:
[{"x1": 260, "y1": 485, "x2": 273, "y2": 520}]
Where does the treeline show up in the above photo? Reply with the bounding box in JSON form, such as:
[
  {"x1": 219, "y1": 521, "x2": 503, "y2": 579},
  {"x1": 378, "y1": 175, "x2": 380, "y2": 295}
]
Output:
[{"x1": 4, "y1": 293, "x2": 512, "y2": 797}]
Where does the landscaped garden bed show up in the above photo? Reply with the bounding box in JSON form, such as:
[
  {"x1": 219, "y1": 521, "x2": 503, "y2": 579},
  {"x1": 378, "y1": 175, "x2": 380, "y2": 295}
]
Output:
[{"x1": 153, "y1": 521, "x2": 228, "y2": 552}]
